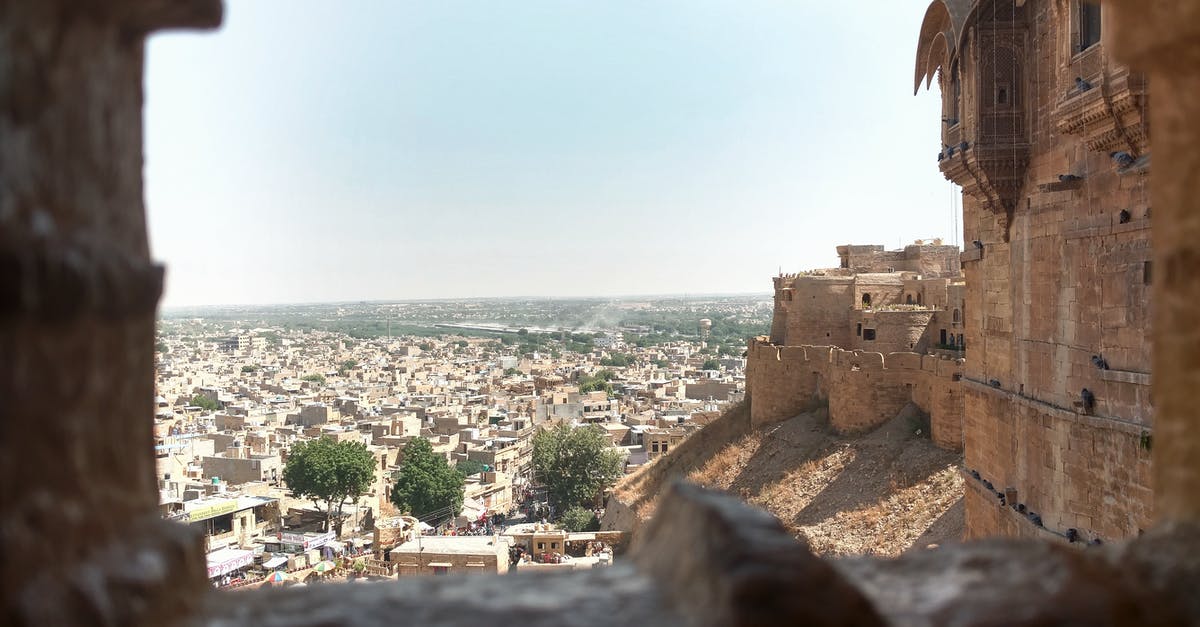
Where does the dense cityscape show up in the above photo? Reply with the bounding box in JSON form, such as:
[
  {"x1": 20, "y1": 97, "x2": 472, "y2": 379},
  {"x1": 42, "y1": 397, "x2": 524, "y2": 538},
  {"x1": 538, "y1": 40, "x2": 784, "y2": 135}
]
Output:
[{"x1": 154, "y1": 296, "x2": 769, "y2": 584}]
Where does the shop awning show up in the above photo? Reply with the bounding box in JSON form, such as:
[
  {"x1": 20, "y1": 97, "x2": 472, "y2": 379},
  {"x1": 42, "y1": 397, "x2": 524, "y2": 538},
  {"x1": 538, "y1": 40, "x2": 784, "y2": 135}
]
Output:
[
  {"x1": 261, "y1": 556, "x2": 289, "y2": 569},
  {"x1": 206, "y1": 548, "x2": 254, "y2": 578}
]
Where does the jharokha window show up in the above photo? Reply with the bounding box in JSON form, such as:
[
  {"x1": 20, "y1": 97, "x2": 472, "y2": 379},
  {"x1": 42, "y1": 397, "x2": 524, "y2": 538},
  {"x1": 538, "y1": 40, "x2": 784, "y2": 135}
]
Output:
[{"x1": 1079, "y1": 1, "x2": 1102, "y2": 52}]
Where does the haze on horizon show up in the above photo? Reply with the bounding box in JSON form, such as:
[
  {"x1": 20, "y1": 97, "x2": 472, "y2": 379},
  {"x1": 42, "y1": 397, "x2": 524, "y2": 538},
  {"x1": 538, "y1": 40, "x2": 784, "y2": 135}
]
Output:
[{"x1": 146, "y1": 0, "x2": 950, "y2": 307}]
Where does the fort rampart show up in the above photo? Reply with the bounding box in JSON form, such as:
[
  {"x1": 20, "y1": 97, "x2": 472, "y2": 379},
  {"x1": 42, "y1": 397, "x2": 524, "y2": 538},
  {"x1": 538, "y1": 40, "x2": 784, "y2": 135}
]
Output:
[{"x1": 746, "y1": 337, "x2": 963, "y2": 450}]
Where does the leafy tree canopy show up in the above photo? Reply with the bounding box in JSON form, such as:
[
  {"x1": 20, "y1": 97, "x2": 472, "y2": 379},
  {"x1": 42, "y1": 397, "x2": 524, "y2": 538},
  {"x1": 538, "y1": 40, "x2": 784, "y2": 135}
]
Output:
[
  {"x1": 599, "y1": 353, "x2": 633, "y2": 367},
  {"x1": 190, "y1": 394, "x2": 219, "y2": 411},
  {"x1": 701, "y1": 359, "x2": 721, "y2": 370},
  {"x1": 533, "y1": 424, "x2": 624, "y2": 511},
  {"x1": 301, "y1": 373, "x2": 326, "y2": 385},
  {"x1": 559, "y1": 506, "x2": 601, "y2": 532},
  {"x1": 392, "y1": 438, "x2": 464, "y2": 525},
  {"x1": 282, "y1": 437, "x2": 376, "y2": 534},
  {"x1": 456, "y1": 458, "x2": 489, "y2": 477}
]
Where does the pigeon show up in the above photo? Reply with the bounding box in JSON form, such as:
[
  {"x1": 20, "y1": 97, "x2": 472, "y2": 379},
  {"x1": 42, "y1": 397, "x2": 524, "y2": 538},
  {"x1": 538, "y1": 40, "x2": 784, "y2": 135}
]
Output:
[
  {"x1": 1118, "y1": 209, "x2": 1131, "y2": 224},
  {"x1": 946, "y1": 145, "x2": 956, "y2": 158},
  {"x1": 1059, "y1": 174, "x2": 1081, "y2": 182},
  {"x1": 1076, "y1": 77, "x2": 1093, "y2": 92},
  {"x1": 942, "y1": 117, "x2": 959, "y2": 125},
  {"x1": 959, "y1": 141, "x2": 969, "y2": 152},
  {"x1": 1091, "y1": 355, "x2": 1109, "y2": 370},
  {"x1": 973, "y1": 240, "x2": 984, "y2": 249},
  {"x1": 1081, "y1": 388, "x2": 1096, "y2": 413},
  {"x1": 989, "y1": 379, "x2": 1001, "y2": 388},
  {"x1": 1089, "y1": 538, "x2": 1104, "y2": 547},
  {"x1": 1111, "y1": 151, "x2": 1136, "y2": 168},
  {"x1": 1066, "y1": 528, "x2": 1079, "y2": 543},
  {"x1": 1030, "y1": 514, "x2": 1043, "y2": 527}
]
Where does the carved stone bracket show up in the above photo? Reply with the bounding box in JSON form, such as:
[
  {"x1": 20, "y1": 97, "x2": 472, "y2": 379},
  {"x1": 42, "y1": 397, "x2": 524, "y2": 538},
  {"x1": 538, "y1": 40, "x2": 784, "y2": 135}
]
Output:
[{"x1": 1054, "y1": 69, "x2": 1150, "y2": 155}]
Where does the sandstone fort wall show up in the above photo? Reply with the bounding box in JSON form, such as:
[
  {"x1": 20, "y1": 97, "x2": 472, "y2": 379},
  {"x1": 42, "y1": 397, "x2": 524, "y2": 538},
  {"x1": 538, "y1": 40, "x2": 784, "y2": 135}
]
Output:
[{"x1": 746, "y1": 338, "x2": 963, "y2": 449}]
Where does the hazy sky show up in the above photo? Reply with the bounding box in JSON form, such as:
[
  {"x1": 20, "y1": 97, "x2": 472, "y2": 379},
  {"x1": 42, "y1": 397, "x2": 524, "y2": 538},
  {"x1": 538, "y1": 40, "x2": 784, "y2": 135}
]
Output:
[{"x1": 146, "y1": 0, "x2": 951, "y2": 307}]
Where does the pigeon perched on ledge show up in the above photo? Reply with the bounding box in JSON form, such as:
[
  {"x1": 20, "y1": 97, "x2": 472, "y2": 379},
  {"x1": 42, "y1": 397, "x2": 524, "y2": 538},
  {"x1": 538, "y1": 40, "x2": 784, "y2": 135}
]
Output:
[
  {"x1": 1111, "y1": 151, "x2": 1136, "y2": 168},
  {"x1": 1076, "y1": 77, "x2": 1093, "y2": 92}
]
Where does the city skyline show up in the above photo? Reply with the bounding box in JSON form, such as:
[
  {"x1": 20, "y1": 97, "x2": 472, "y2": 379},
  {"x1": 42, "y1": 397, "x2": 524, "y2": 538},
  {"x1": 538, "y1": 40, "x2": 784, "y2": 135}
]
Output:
[{"x1": 146, "y1": 0, "x2": 949, "y2": 307}]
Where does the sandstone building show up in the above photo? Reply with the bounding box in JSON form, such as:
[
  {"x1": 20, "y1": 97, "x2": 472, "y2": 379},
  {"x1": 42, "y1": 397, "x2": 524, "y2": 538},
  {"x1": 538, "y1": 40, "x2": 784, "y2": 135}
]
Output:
[
  {"x1": 914, "y1": 0, "x2": 1153, "y2": 543},
  {"x1": 748, "y1": 242, "x2": 967, "y2": 450}
]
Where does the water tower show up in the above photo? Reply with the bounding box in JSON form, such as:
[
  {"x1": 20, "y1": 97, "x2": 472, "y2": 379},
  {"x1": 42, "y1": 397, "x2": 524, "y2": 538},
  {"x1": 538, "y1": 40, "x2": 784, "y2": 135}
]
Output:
[{"x1": 698, "y1": 319, "x2": 712, "y2": 348}]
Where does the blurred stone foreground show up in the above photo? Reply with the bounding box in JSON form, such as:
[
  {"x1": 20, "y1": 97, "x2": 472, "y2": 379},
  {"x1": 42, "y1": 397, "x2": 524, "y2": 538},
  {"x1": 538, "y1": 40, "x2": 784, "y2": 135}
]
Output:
[{"x1": 3, "y1": 0, "x2": 1200, "y2": 625}]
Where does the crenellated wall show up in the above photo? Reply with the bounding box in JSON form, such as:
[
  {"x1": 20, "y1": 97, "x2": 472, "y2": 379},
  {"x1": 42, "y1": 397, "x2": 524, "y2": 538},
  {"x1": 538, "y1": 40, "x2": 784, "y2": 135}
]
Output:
[{"x1": 747, "y1": 338, "x2": 963, "y2": 449}]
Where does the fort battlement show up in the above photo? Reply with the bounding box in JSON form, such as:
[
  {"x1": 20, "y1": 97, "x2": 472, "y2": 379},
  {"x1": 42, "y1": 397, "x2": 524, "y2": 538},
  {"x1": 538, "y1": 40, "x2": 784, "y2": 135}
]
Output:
[{"x1": 746, "y1": 337, "x2": 963, "y2": 449}]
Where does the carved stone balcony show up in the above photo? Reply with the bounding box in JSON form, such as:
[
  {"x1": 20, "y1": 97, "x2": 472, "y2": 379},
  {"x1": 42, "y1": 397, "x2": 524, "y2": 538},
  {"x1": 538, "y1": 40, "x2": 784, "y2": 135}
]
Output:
[
  {"x1": 1054, "y1": 67, "x2": 1149, "y2": 155},
  {"x1": 938, "y1": 141, "x2": 1031, "y2": 240}
]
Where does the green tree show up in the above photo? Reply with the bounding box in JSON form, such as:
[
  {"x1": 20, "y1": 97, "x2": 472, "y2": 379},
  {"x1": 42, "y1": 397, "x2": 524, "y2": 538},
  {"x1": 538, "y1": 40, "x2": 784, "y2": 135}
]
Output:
[
  {"x1": 600, "y1": 353, "x2": 633, "y2": 367},
  {"x1": 190, "y1": 394, "x2": 219, "y2": 411},
  {"x1": 282, "y1": 437, "x2": 376, "y2": 535},
  {"x1": 241, "y1": 365, "x2": 259, "y2": 373},
  {"x1": 559, "y1": 505, "x2": 601, "y2": 532},
  {"x1": 503, "y1": 367, "x2": 521, "y2": 376},
  {"x1": 391, "y1": 438, "x2": 464, "y2": 526},
  {"x1": 701, "y1": 359, "x2": 721, "y2": 370},
  {"x1": 456, "y1": 458, "x2": 489, "y2": 477},
  {"x1": 301, "y1": 373, "x2": 326, "y2": 385},
  {"x1": 533, "y1": 424, "x2": 625, "y2": 511}
]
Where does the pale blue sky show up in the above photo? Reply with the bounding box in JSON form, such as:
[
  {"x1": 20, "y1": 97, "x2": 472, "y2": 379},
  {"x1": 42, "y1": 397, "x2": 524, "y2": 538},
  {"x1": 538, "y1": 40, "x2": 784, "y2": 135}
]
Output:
[{"x1": 146, "y1": 0, "x2": 950, "y2": 306}]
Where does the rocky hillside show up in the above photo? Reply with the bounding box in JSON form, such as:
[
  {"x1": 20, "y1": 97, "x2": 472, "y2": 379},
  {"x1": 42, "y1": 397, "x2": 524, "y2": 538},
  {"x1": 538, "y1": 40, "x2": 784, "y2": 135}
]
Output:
[{"x1": 604, "y1": 402, "x2": 964, "y2": 557}]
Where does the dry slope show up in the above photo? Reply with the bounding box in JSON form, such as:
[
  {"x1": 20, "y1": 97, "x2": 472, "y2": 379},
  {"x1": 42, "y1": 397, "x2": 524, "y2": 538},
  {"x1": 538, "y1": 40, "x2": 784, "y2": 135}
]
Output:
[{"x1": 605, "y1": 403, "x2": 964, "y2": 557}]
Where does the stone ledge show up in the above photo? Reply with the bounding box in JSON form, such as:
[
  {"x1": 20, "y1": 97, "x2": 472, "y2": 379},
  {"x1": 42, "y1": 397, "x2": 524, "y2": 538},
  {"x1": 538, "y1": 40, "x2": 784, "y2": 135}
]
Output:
[
  {"x1": 962, "y1": 378, "x2": 1150, "y2": 437},
  {"x1": 1100, "y1": 369, "x2": 1152, "y2": 386}
]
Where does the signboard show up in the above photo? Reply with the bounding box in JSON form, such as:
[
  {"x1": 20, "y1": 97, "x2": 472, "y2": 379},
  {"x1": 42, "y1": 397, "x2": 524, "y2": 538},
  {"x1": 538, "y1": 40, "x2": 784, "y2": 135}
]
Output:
[
  {"x1": 186, "y1": 500, "x2": 238, "y2": 522},
  {"x1": 206, "y1": 549, "x2": 254, "y2": 578},
  {"x1": 278, "y1": 530, "x2": 335, "y2": 550}
]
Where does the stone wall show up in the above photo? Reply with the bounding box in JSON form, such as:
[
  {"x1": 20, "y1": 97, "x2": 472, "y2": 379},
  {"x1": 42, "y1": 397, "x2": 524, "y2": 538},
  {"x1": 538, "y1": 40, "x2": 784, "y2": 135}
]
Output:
[
  {"x1": 921, "y1": 0, "x2": 1155, "y2": 542},
  {"x1": 746, "y1": 338, "x2": 963, "y2": 448},
  {"x1": 744, "y1": 342, "x2": 824, "y2": 427},
  {"x1": 961, "y1": 381, "x2": 1153, "y2": 543},
  {"x1": 781, "y1": 276, "x2": 856, "y2": 347}
]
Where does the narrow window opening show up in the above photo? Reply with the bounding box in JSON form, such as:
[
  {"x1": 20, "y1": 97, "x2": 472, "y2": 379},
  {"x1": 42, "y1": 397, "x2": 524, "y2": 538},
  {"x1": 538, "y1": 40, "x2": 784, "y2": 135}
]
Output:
[
  {"x1": 1080, "y1": 1, "x2": 1102, "y2": 51},
  {"x1": 856, "y1": 323, "x2": 862, "y2": 337}
]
